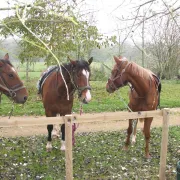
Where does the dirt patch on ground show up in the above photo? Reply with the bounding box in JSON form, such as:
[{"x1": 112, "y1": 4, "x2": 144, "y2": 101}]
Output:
[{"x1": 0, "y1": 108, "x2": 180, "y2": 137}]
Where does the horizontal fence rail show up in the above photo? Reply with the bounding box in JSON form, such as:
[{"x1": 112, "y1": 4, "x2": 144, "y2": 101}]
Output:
[
  {"x1": 0, "y1": 110, "x2": 163, "y2": 127},
  {"x1": 0, "y1": 109, "x2": 169, "y2": 180}
]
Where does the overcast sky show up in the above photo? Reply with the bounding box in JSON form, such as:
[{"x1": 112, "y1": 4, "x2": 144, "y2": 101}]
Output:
[
  {"x1": 1, "y1": 0, "x2": 180, "y2": 41},
  {"x1": 0, "y1": 0, "x2": 137, "y2": 36}
]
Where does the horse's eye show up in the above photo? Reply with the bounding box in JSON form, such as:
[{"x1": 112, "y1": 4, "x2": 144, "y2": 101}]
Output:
[{"x1": 9, "y1": 74, "x2": 14, "y2": 78}]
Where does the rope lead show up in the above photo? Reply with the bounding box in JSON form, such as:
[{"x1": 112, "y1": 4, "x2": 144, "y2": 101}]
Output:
[
  {"x1": 8, "y1": 102, "x2": 14, "y2": 119},
  {"x1": 79, "y1": 102, "x2": 83, "y2": 115},
  {"x1": 117, "y1": 90, "x2": 137, "y2": 134}
]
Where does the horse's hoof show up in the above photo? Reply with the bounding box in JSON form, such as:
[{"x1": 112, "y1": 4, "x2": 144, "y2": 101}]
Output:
[
  {"x1": 145, "y1": 154, "x2": 152, "y2": 159},
  {"x1": 141, "y1": 128, "x2": 145, "y2": 135},
  {"x1": 132, "y1": 135, "x2": 136, "y2": 144},
  {"x1": 46, "y1": 148, "x2": 52, "y2": 152},
  {"x1": 52, "y1": 134, "x2": 59, "y2": 139},
  {"x1": 52, "y1": 131, "x2": 59, "y2": 139},
  {"x1": 46, "y1": 142, "x2": 52, "y2": 152},
  {"x1": 132, "y1": 140, "x2": 136, "y2": 144},
  {"x1": 123, "y1": 146, "x2": 128, "y2": 151},
  {"x1": 60, "y1": 145, "x2": 66, "y2": 151},
  {"x1": 60, "y1": 140, "x2": 66, "y2": 151}
]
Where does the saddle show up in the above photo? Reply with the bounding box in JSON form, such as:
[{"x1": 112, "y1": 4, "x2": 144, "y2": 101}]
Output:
[
  {"x1": 37, "y1": 65, "x2": 59, "y2": 94},
  {"x1": 152, "y1": 73, "x2": 161, "y2": 93}
]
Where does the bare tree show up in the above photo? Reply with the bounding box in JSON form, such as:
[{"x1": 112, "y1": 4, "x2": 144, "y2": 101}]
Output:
[
  {"x1": 112, "y1": 0, "x2": 180, "y2": 78},
  {"x1": 147, "y1": 15, "x2": 180, "y2": 79}
]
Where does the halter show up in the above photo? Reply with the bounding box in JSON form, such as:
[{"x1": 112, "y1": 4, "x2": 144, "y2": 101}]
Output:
[
  {"x1": 108, "y1": 61, "x2": 131, "y2": 90},
  {"x1": 71, "y1": 67, "x2": 91, "y2": 98},
  {"x1": 0, "y1": 66, "x2": 26, "y2": 98}
]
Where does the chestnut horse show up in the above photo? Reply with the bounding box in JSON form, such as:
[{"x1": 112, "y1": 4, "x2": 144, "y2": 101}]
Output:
[
  {"x1": 106, "y1": 56, "x2": 161, "y2": 158},
  {"x1": 0, "y1": 53, "x2": 28, "y2": 104},
  {"x1": 38, "y1": 57, "x2": 93, "y2": 151}
]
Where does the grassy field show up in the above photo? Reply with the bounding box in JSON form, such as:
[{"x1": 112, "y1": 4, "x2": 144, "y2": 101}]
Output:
[
  {"x1": 15, "y1": 61, "x2": 113, "y2": 72},
  {"x1": 0, "y1": 126, "x2": 179, "y2": 179},
  {"x1": 0, "y1": 77, "x2": 180, "y2": 116},
  {"x1": 0, "y1": 64, "x2": 180, "y2": 179}
]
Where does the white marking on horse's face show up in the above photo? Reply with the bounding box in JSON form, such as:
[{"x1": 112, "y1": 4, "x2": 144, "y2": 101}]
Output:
[
  {"x1": 11, "y1": 67, "x2": 16, "y2": 72},
  {"x1": 82, "y1": 69, "x2": 91, "y2": 102},
  {"x1": 85, "y1": 90, "x2": 91, "y2": 102},
  {"x1": 82, "y1": 69, "x2": 89, "y2": 82}
]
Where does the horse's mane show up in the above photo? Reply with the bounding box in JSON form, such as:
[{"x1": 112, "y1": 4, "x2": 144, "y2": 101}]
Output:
[
  {"x1": 37, "y1": 60, "x2": 91, "y2": 94},
  {"x1": 0, "y1": 59, "x2": 13, "y2": 67},
  {"x1": 62, "y1": 60, "x2": 90, "y2": 73},
  {"x1": 130, "y1": 62, "x2": 153, "y2": 80}
]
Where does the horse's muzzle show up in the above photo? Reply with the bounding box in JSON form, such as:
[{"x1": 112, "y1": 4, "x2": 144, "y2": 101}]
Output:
[
  {"x1": 80, "y1": 89, "x2": 91, "y2": 104},
  {"x1": 13, "y1": 95, "x2": 28, "y2": 104},
  {"x1": 82, "y1": 98, "x2": 88, "y2": 104},
  {"x1": 106, "y1": 79, "x2": 115, "y2": 93},
  {"x1": 106, "y1": 85, "x2": 114, "y2": 93}
]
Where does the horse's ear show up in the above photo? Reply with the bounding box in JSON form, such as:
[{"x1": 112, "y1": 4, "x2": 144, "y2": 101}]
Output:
[
  {"x1": 68, "y1": 56, "x2": 76, "y2": 66},
  {"x1": 113, "y1": 56, "x2": 120, "y2": 64},
  {"x1": 4, "y1": 53, "x2": 9, "y2": 61},
  {"x1": 118, "y1": 55, "x2": 123, "y2": 59},
  {"x1": 88, "y1": 57, "x2": 93, "y2": 65}
]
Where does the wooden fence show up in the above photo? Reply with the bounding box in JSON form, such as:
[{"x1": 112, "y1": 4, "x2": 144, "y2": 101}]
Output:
[{"x1": 0, "y1": 108, "x2": 170, "y2": 180}]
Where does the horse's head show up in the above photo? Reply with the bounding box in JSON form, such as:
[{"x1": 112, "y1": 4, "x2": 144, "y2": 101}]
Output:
[
  {"x1": 106, "y1": 56, "x2": 129, "y2": 93},
  {"x1": 0, "y1": 53, "x2": 28, "y2": 104},
  {"x1": 69, "y1": 57, "x2": 93, "y2": 104}
]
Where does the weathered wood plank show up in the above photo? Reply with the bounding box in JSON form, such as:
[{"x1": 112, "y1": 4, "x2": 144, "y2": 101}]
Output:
[
  {"x1": 159, "y1": 108, "x2": 170, "y2": 180},
  {"x1": 0, "y1": 110, "x2": 163, "y2": 127},
  {"x1": 65, "y1": 115, "x2": 73, "y2": 180}
]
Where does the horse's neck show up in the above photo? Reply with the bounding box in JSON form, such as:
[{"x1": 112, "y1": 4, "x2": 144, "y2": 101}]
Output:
[
  {"x1": 128, "y1": 64, "x2": 152, "y2": 96},
  {"x1": 60, "y1": 69, "x2": 75, "y2": 91}
]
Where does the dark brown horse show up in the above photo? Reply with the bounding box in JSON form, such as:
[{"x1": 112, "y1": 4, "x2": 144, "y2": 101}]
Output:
[
  {"x1": 38, "y1": 57, "x2": 93, "y2": 151},
  {"x1": 0, "y1": 53, "x2": 28, "y2": 104},
  {"x1": 106, "y1": 56, "x2": 161, "y2": 158}
]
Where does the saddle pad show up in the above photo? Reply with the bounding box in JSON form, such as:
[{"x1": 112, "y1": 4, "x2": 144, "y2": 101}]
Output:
[{"x1": 37, "y1": 65, "x2": 59, "y2": 93}]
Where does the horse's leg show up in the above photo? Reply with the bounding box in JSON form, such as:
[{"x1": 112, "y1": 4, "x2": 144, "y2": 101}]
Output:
[
  {"x1": 124, "y1": 119, "x2": 133, "y2": 150},
  {"x1": 52, "y1": 124, "x2": 60, "y2": 139},
  {"x1": 143, "y1": 117, "x2": 153, "y2": 158},
  {"x1": 60, "y1": 124, "x2": 65, "y2": 151},
  {"x1": 45, "y1": 111, "x2": 56, "y2": 152},
  {"x1": 46, "y1": 124, "x2": 53, "y2": 151},
  {"x1": 132, "y1": 119, "x2": 138, "y2": 144},
  {"x1": 52, "y1": 114, "x2": 60, "y2": 139}
]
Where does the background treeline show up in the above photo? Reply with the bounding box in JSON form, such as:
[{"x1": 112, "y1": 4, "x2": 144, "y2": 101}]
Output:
[{"x1": 0, "y1": 0, "x2": 180, "y2": 81}]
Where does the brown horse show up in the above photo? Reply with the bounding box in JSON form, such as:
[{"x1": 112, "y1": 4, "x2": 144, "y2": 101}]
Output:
[
  {"x1": 0, "y1": 53, "x2": 28, "y2": 104},
  {"x1": 106, "y1": 56, "x2": 161, "y2": 158},
  {"x1": 38, "y1": 57, "x2": 93, "y2": 151}
]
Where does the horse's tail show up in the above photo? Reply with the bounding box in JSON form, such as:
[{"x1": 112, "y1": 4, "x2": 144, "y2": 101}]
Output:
[
  {"x1": 157, "y1": 81, "x2": 161, "y2": 109},
  {"x1": 152, "y1": 73, "x2": 161, "y2": 109}
]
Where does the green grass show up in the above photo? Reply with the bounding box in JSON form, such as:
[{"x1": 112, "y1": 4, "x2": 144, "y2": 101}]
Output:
[
  {"x1": 15, "y1": 61, "x2": 113, "y2": 72},
  {"x1": 16, "y1": 61, "x2": 112, "y2": 81},
  {"x1": 0, "y1": 67, "x2": 180, "y2": 179},
  {"x1": 0, "y1": 126, "x2": 179, "y2": 179},
  {"x1": 160, "y1": 80, "x2": 180, "y2": 107},
  {"x1": 18, "y1": 72, "x2": 42, "y2": 79},
  {"x1": 15, "y1": 62, "x2": 47, "y2": 72},
  {"x1": 0, "y1": 80, "x2": 180, "y2": 116}
]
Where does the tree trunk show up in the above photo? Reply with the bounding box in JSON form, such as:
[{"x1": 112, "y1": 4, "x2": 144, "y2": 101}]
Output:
[{"x1": 26, "y1": 58, "x2": 29, "y2": 82}]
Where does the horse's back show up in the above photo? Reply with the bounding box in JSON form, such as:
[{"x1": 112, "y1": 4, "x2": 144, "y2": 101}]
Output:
[
  {"x1": 41, "y1": 72, "x2": 73, "y2": 115},
  {"x1": 129, "y1": 74, "x2": 160, "y2": 111}
]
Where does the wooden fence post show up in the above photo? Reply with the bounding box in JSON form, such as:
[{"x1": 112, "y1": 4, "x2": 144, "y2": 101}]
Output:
[
  {"x1": 65, "y1": 115, "x2": 73, "y2": 180},
  {"x1": 159, "y1": 108, "x2": 170, "y2": 180}
]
